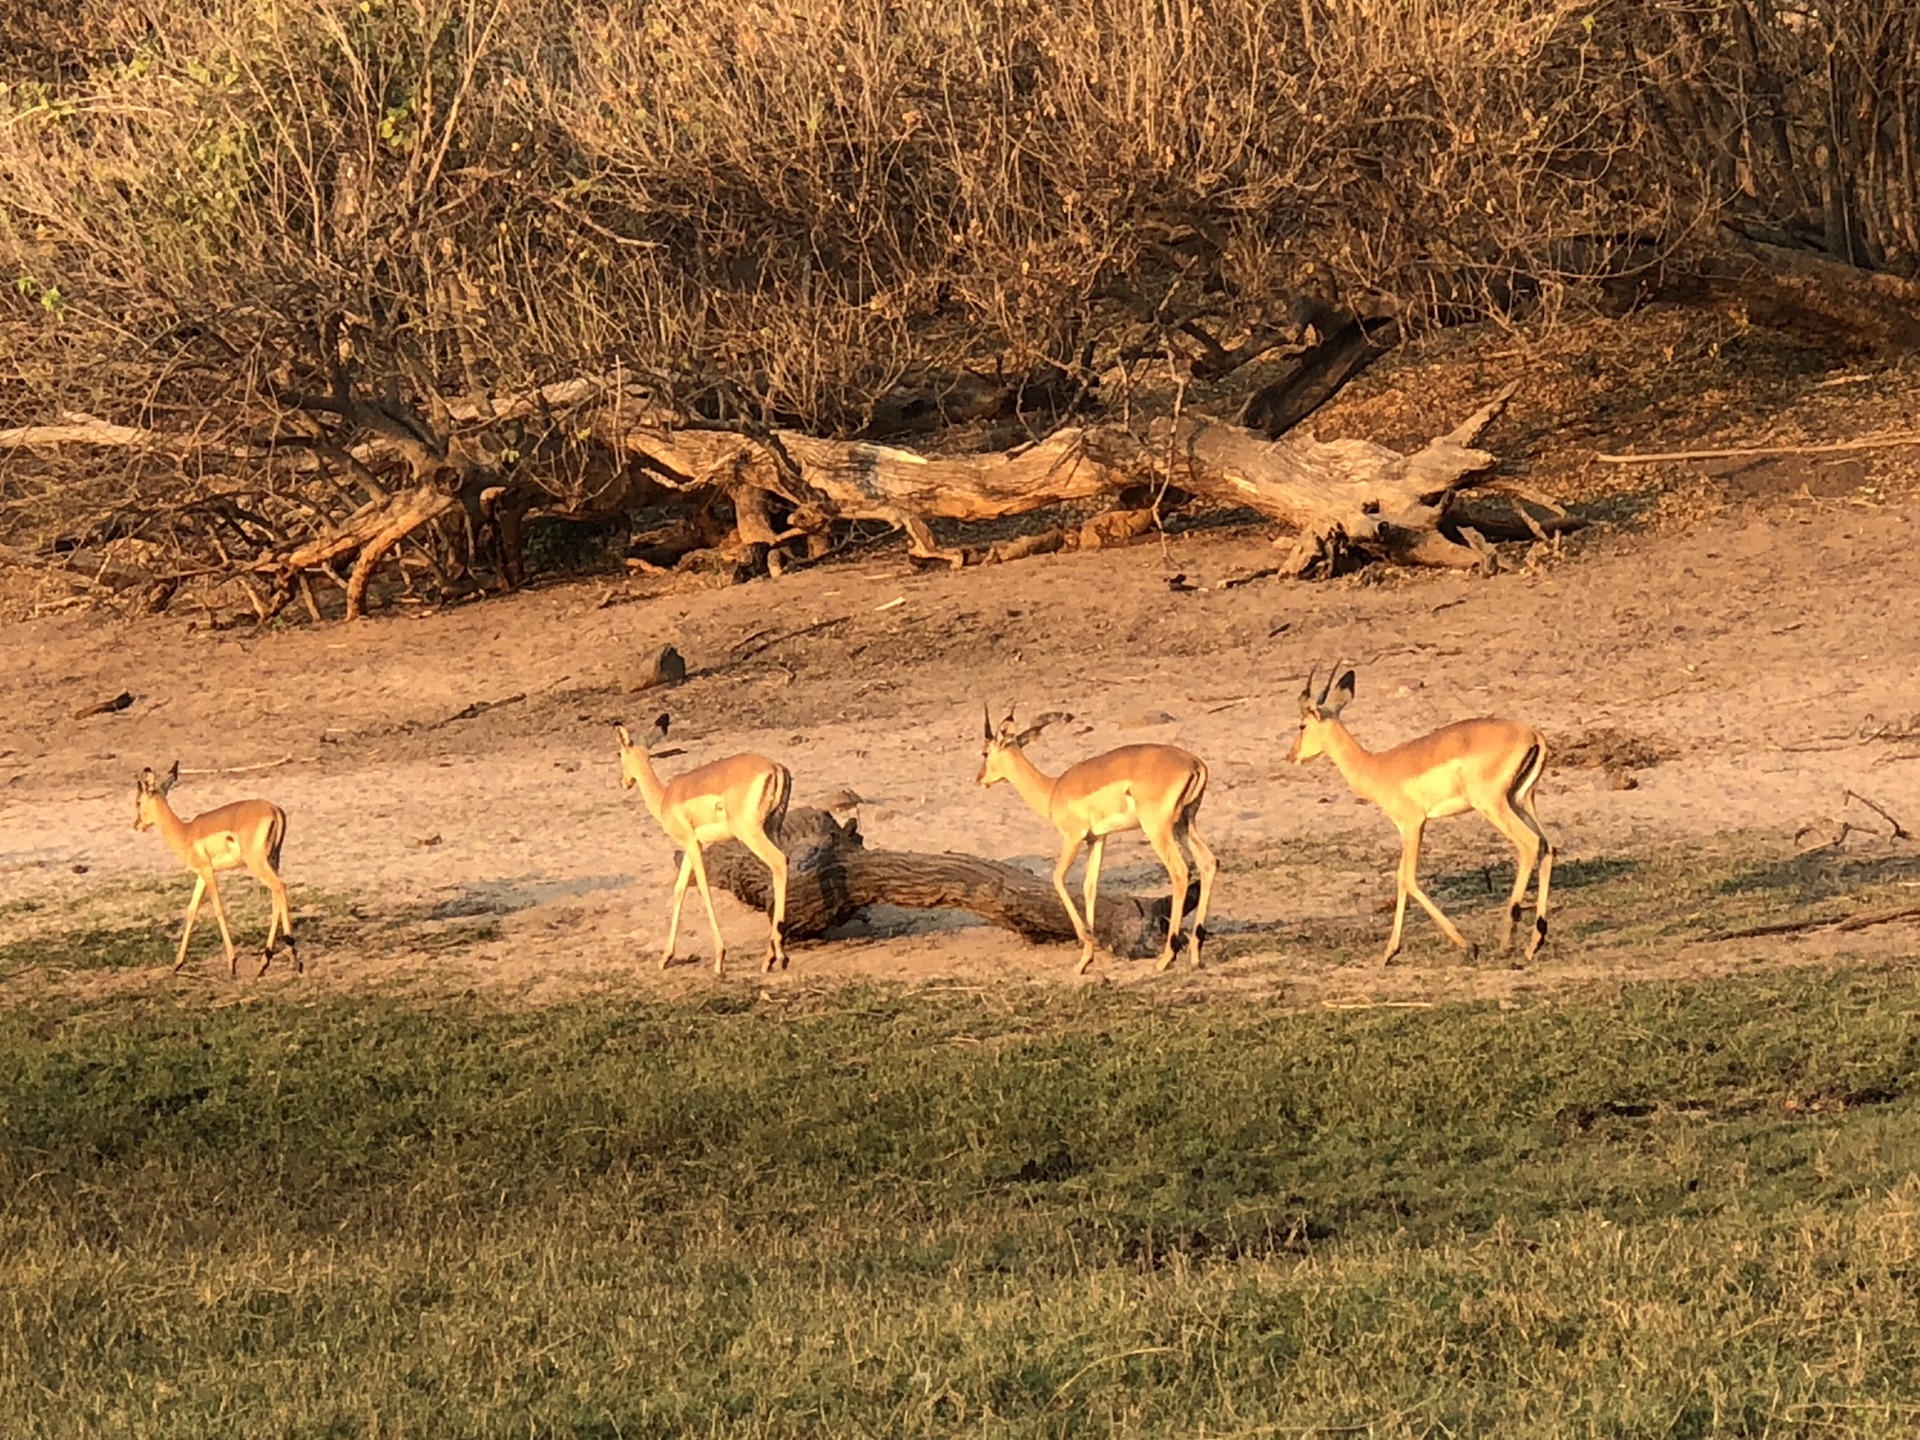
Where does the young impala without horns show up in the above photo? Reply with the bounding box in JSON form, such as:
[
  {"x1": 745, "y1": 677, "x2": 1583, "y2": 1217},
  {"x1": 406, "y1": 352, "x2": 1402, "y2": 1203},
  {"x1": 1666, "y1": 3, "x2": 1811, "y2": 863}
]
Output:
[
  {"x1": 616, "y1": 715, "x2": 791, "y2": 974},
  {"x1": 133, "y1": 762, "x2": 299, "y2": 977},
  {"x1": 977, "y1": 706, "x2": 1217, "y2": 974},
  {"x1": 1287, "y1": 666, "x2": 1554, "y2": 964}
]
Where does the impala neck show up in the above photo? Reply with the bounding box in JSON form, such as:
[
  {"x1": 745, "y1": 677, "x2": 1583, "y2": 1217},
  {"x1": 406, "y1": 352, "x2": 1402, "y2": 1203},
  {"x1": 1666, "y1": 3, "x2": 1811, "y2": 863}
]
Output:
[
  {"x1": 148, "y1": 793, "x2": 195, "y2": 864},
  {"x1": 1318, "y1": 720, "x2": 1396, "y2": 808},
  {"x1": 628, "y1": 750, "x2": 671, "y2": 826},
  {"x1": 1000, "y1": 746, "x2": 1059, "y2": 820}
]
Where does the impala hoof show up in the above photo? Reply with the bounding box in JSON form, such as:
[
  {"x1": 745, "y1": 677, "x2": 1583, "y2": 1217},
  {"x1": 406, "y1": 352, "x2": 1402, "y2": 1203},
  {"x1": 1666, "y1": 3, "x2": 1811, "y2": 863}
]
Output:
[{"x1": 1524, "y1": 916, "x2": 1548, "y2": 961}]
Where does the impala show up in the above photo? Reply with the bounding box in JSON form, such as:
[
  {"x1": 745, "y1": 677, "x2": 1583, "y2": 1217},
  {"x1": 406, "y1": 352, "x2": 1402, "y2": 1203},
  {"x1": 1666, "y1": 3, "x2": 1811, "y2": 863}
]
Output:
[
  {"x1": 1287, "y1": 667, "x2": 1554, "y2": 964},
  {"x1": 977, "y1": 706, "x2": 1217, "y2": 974},
  {"x1": 132, "y1": 762, "x2": 299, "y2": 977},
  {"x1": 616, "y1": 715, "x2": 792, "y2": 974}
]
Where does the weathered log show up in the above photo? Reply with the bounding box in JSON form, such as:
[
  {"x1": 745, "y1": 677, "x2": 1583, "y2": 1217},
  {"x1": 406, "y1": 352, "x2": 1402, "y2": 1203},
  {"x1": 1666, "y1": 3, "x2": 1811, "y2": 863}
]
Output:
[
  {"x1": 1239, "y1": 309, "x2": 1400, "y2": 438},
  {"x1": 18, "y1": 374, "x2": 1521, "y2": 619},
  {"x1": 1682, "y1": 234, "x2": 1920, "y2": 354},
  {"x1": 1155, "y1": 382, "x2": 1517, "y2": 572},
  {"x1": 253, "y1": 483, "x2": 456, "y2": 621},
  {"x1": 702, "y1": 808, "x2": 1192, "y2": 961},
  {"x1": 613, "y1": 386, "x2": 1515, "y2": 573}
]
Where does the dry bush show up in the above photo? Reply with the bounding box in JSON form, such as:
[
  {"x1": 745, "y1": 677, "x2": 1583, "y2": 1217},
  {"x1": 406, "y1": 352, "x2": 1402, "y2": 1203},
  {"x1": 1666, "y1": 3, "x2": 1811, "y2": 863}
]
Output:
[{"x1": 0, "y1": 0, "x2": 1915, "y2": 604}]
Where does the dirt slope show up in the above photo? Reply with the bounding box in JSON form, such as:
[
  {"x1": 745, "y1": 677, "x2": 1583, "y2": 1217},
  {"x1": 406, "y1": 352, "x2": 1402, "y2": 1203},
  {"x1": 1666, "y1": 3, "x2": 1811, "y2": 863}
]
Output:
[{"x1": 4, "y1": 489, "x2": 1918, "y2": 1007}]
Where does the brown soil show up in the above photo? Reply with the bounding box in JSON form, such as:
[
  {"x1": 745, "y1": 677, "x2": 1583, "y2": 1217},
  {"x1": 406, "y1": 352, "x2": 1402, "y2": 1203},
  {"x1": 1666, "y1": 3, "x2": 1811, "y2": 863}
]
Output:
[{"x1": 6, "y1": 315, "x2": 1920, "y2": 1011}]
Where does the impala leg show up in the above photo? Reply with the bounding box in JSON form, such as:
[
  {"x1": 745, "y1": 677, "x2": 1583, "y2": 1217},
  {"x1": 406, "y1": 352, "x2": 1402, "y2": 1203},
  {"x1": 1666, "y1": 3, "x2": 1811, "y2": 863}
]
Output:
[
  {"x1": 279, "y1": 880, "x2": 302, "y2": 975},
  {"x1": 1051, "y1": 835, "x2": 1094, "y2": 973},
  {"x1": 1382, "y1": 824, "x2": 1418, "y2": 965},
  {"x1": 1515, "y1": 796, "x2": 1555, "y2": 961},
  {"x1": 1485, "y1": 802, "x2": 1543, "y2": 953},
  {"x1": 687, "y1": 843, "x2": 728, "y2": 976},
  {"x1": 254, "y1": 862, "x2": 294, "y2": 977},
  {"x1": 174, "y1": 874, "x2": 208, "y2": 974},
  {"x1": 1143, "y1": 818, "x2": 1190, "y2": 972},
  {"x1": 1080, "y1": 836, "x2": 1106, "y2": 969},
  {"x1": 1182, "y1": 817, "x2": 1218, "y2": 968},
  {"x1": 663, "y1": 851, "x2": 695, "y2": 969},
  {"x1": 1512, "y1": 758, "x2": 1555, "y2": 960},
  {"x1": 1395, "y1": 822, "x2": 1476, "y2": 961},
  {"x1": 737, "y1": 823, "x2": 790, "y2": 972},
  {"x1": 203, "y1": 871, "x2": 239, "y2": 978}
]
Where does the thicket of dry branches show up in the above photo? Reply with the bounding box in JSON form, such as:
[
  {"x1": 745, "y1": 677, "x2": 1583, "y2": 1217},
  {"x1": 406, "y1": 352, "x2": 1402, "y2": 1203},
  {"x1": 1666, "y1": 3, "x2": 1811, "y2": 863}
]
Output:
[{"x1": 3, "y1": 0, "x2": 1919, "y2": 617}]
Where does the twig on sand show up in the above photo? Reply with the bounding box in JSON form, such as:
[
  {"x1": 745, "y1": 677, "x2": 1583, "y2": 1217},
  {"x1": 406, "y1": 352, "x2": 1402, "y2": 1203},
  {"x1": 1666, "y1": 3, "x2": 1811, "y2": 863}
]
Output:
[
  {"x1": 1845, "y1": 789, "x2": 1912, "y2": 840},
  {"x1": 179, "y1": 755, "x2": 309, "y2": 776},
  {"x1": 1595, "y1": 432, "x2": 1920, "y2": 465},
  {"x1": 1709, "y1": 905, "x2": 1920, "y2": 944},
  {"x1": 434, "y1": 694, "x2": 526, "y2": 727}
]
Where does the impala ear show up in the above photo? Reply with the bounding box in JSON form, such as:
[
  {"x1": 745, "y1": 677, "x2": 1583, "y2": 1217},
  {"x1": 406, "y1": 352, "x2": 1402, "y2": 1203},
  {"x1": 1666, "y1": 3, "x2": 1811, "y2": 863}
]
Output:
[
  {"x1": 615, "y1": 724, "x2": 633, "y2": 749},
  {"x1": 161, "y1": 760, "x2": 179, "y2": 794},
  {"x1": 643, "y1": 713, "x2": 670, "y2": 749},
  {"x1": 1327, "y1": 670, "x2": 1356, "y2": 713},
  {"x1": 982, "y1": 702, "x2": 994, "y2": 744},
  {"x1": 996, "y1": 708, "x2": 1019, "y2": 742},
  {"x1": 137, "y1": 766, "x2": 157, "y2": 794},
  {"x1": 1014, "y1": 710, "x2": 1070, "y2": 748}
]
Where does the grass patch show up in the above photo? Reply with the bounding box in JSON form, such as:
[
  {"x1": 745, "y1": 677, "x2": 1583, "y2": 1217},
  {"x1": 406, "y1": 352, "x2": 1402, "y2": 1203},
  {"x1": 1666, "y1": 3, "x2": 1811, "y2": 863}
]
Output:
[
  {"x1": 4, "y1": 967, "x2": 1920, "y2": 1434},
  {"x1": 0, "y1": 882, "x2": 503, "y2": 979},
  {"x1": 1215, "y1": 830, "x2": 1920, "y2": 966}
]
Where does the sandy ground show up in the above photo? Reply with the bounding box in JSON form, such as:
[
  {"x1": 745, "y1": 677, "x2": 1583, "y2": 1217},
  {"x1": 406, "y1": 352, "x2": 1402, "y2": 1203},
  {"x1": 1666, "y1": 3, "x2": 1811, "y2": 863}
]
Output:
[{"x1": 4, "y1": 492, "x2": 1919, "y2": 1007}]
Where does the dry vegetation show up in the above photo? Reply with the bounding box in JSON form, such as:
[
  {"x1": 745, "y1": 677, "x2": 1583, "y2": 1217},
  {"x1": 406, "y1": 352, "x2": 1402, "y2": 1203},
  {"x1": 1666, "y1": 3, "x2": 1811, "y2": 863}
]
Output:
[
  {"x1": 8, "y1": 9, "x2": 1920, "y2": 1427},
  {"x1": 6, "y1": 0, "x2": 1920, "y2": 619}
]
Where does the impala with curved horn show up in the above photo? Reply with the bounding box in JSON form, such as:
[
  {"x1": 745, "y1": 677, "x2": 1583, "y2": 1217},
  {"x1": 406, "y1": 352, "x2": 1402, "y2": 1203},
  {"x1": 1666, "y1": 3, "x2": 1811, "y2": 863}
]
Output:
[
  {"x1": 1287, "y1": 665, "x2": 1554, "y2": 964},
  {"x1": 133, "y1": 762, "x2": 299, "y2": 977},
  {"x1": 616, "y1": 715, "x2": 792, "y2": 975},
  {"x1": 977, "y1": 705, "x2": 1217, "y2": 974}
]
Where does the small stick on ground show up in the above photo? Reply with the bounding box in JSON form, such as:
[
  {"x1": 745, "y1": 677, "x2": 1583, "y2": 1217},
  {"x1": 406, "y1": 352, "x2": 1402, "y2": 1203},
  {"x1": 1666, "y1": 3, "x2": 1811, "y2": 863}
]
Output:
[
  {"x1": 1844, "y1": 789, "x2": 1913, "y2": 840},
  {"x1": 72, "y1": 691, "x2": 135, "y2": 720},
  {"x1": 1708, "y1": 904, "x2": 1920, "y2": 943},
  {"x1": 1595, "y1": 432, "x2": 1920, "y2": 464}
]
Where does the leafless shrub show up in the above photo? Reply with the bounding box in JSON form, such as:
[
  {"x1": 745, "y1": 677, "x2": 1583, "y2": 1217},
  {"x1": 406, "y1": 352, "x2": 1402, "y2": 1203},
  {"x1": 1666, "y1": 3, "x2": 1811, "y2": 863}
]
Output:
[{"x1": 0, "y1": 0, "x2": 1914, "y2": 605}]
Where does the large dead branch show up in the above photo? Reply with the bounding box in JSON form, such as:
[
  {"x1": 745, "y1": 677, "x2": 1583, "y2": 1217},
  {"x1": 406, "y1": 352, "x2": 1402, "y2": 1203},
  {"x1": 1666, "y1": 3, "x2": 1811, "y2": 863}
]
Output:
[
  {"x1": 704, "y1": 808, "x2": 1189, "y2": 959},
  {"x1": 4, "y1": 377, "x2": 1518, "y2": 618},
  {"x1": 611, "y1": 384, "x2": 1516, "y2": 573}
]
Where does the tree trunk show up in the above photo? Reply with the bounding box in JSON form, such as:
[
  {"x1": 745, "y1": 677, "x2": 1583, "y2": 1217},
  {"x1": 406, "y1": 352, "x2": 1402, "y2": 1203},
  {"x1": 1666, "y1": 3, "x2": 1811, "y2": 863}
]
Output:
[
  {"x1": 701, "y1": 808, "x2": 1191, "y2": 961},
  {"x1": 1688, "y1": 233, "x2": 1920, "y2": 352},
  {"x1": 613, "y1": 385, "x2": 1516, "y2": 573}
]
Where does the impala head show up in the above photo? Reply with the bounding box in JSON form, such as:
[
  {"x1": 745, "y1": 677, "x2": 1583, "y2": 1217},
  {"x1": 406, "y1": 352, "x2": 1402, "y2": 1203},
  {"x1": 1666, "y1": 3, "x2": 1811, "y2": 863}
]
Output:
[
  {"x1": 615, "y1": 714, "x2": 671, "y2": 790},
  {"x1": 1288, "y1": 664, "x2": 1355, "y2": 763},
  {"x1": 132, "y1": 761, "x2": 179, "y2": 830},
  {"x1": 975, "y1": 705, "x2": 1067, "y2": 786}
]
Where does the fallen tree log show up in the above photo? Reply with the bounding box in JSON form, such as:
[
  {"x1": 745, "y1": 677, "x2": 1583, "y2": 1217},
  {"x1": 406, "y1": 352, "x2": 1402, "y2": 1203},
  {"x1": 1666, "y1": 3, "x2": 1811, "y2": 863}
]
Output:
[
  {"x1": 702, "y1": 807, "x2": 1191, "y2": 961},
  {"x1": 1694, "y1": 235, "x2": 1920, "y2": 354},
  {"x1": 7, "y1": 377, "x2": 1522, "y2": 618},
  {"x1": 611, "y1": 384, "x2": 1518, "y2": 573}
]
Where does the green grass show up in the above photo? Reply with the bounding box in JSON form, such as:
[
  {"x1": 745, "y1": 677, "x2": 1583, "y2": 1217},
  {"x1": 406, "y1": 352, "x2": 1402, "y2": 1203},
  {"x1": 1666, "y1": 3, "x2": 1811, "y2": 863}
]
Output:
[
  {"x1": 1206, "y1": 830, "x2": 1920, "y2": 967},
  {"x1": 4, "y1": 963, "x2": 1920, "y2": 1436},
  {"x1": 0, "y1": 882, "x2": 500, "y2": 979}
]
